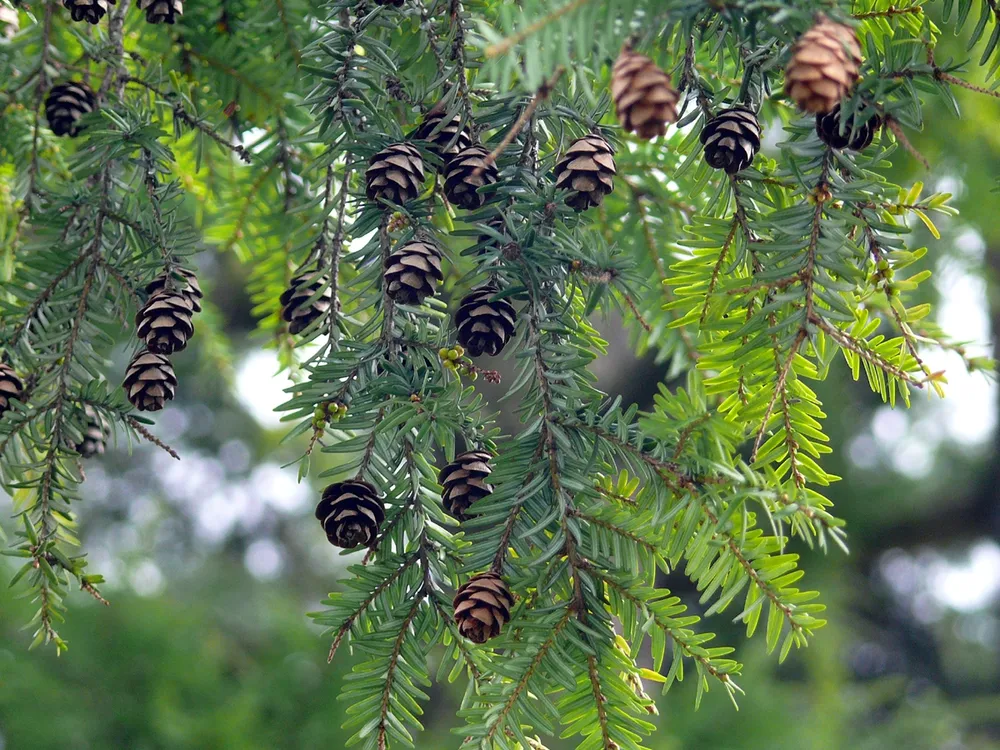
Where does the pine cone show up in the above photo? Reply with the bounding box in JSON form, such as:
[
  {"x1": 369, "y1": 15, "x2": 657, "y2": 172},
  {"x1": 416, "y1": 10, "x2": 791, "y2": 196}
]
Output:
[
  {"x1": 453, "y1": 572, "x2": 513, "y2": 644},
  {"x1": 76, "y1": 405, "x2": 110, "y2": 458},
  {"x1": 44, "y1": 82, "x2": 96, "y2": 137},
  {"x1": 413, "y1": 112, "x2": 473, "y2": 162},
  {"x1": 554, "y1": 134, "x2": 617, "y2": 211},
  {"x1": 785, "y1": 16, "x2": 862, "y2": 114},
  {"x1": 439, "y1": 450, "x2": 493, "y2": 520},
  {"x1": 443, "y1": 145, "x2": 498, "y2": 210},
  {"x1": 455, "y1": 286, "x2": 517, "y2": 358},
  {"x1": 0, "y1": 364, "x2": 24, "y2": 419},
  {"x1": 700, "y1": 106, "x2": 762, "y2": 174},
  {"x1": 145, "y1": 267, "x2": 203, "y2": 313},
  {"x1": 315, "y1": 480, "x2": 385, "y2": 548},
  {"x1": 137, "y1": 0, "x2": 182, "y2": 23},
  {"x1": 280, "y1": 272, "x2": 332, "y2": 335},
  {"x1": 815, "y1": 106, "x2": 881, "y2": 151},
  {"x1": 123, "y1": 350, "x2": 177, "y2": 412},
  {"x1": 384, "y1": 239, "x2": 444, "y2": 306},
  {"x1": 611, "y1": 47, "x2": 679, "y2": 140},
  {"x1": 135, "y1": 290, "x2": 196, "y2": 354},
  {"x1": 62, "y1": 0, "x2": 115, "y2": 24},
  {"x1": 366, "y1": 143, "x2": 425, "y2": 206}
]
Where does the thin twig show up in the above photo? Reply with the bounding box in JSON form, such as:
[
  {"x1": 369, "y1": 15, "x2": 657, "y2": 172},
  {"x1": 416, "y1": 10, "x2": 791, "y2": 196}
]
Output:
[
  {"x1": 484, "y1": 0, "x2": 593, "y2": 58},
  {"x1": 473, "y1": 67, "x2": 564, "y2": 177},
  {"x1": 127, "y1": 416, "x2": 181, "y2": 460}
]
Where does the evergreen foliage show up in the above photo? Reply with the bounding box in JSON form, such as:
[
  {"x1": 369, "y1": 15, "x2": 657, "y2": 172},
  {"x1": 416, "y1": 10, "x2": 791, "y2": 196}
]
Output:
[{"x1": 1, "y1": 0, "x2": 997, "y2": 748}]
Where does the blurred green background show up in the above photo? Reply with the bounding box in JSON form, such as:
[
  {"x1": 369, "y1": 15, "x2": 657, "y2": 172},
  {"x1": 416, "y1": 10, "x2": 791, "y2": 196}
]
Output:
[{"x1": 3, "y1": 16, "x2": 1000, "y2": 750}]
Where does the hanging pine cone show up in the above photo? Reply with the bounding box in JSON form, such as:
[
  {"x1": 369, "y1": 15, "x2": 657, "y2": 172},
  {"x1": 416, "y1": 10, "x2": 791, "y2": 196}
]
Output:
[
  {"x1": 785, "y1": 16, "x2": 862, "y2": 114},
  {"x1": 365, "y1": 143, "x2": 425, "y2": 206},
  {"x1": 135, "y1": 290, "x2": 196, "y2": 354},
  {"x1": 611, "y1": 46, "x2": 679, "y2": 140},
  {"x1": 700, "y1": 106, "x2": 762, "y2": 174},
  {"x1": 384, "y1": 239, "x2": 444, "y2": 306},
  {"x1": 145, "y1": 267, "x2": 203, "y2": 313},
  {"x1": 453, "y1": 572, "x2": 514, "y2": 644},
  {"x1": 62, "y1": 0, "x2": 115, "y2": 24},
  {"x1": 455, "y1": 286, "x2": 517, "y2": 358},
  {"x1": 554, "y1": 134, "x2": 617, "y2": 211},
  {"x1": 442, "y1": 145, "x2": 498, "y2": 210},
  {"x1": 137, "y1": 0, "x2": 182, "y2": 23},
  {"x1": 0, "y1": 364, "x2": 24, "y2": 419},
  {"x1": 44, "y1": 82, "x2": 96, "y2": 138},
  {"x1": 279, "y1": 271, "x2": 332, "y2": 335},
  {"x1": 76, "y1": 405, "x2": 110, "y2": 458},
  {"x1": 413, "y1": 111, "x2": 473, "y2": 162},
  {"x1": 815, "y1": 107, "x2": 881, "y2": 151},
  {"x1": 439, "y1": 450, "x2": 494, "y2": 520},
  {"x1": 123, "y1": 350, "x2": 177, "y2": 412},
  {"x1": 315, "y1": 480, "x2": 385, "y2": 549}
]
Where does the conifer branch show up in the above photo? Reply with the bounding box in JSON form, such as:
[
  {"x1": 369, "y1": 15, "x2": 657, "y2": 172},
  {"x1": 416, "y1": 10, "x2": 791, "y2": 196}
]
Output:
[
  {"x1": 481, "y1": 606, "x2": 574, "y2": 745},
  {"x1": 448, "y1": 0, "x2": 476, "y2": 128},
  {"x1": 127, "y1": 417, "x2": 181, "y2": 460},
  {"x1": 326, "y1": 162, "x2": 352, "y2": 346},
  {"x1": 483, "y1": 0, "x2": 593, "y2": 58},
  {"x1": 476, "y1": 67, "x2": 564, "y2": 177},
  {"x1": 624, "y1": 179, "x2": 700, "y2": 359},
  {"x1": 597, "y1": 573, "x2": 740, "y2": 691},
  {"x1": 326, "y1": 554, "x2": 420, "y2": 663},
  {"x1": 377, "y1": 592, "x2": 427, "y2": 750},
  {"x1": 586, "y1": 655, "x2": 614, "y2": 750},
  {"x1": 569, "y1": 508, "x2": 661, "y2": 557},
  {"x1": 22, "y1": 0, "x2": 55, "y2": 217}
]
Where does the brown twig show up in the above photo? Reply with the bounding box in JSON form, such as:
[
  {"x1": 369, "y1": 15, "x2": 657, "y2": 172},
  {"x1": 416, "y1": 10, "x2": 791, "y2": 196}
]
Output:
[
  {"x1": 484, "y1": 0, "x2": 592, "y2": 58},
  {"x1": 473, "y1": 67, "x2": 565, "y2": 177},
  {"x1": 883, "y1": 115, "x2": 929, "y2": 169},
  {"x1": 127, "y1": 416, "x2": 181, "y2": 460}
]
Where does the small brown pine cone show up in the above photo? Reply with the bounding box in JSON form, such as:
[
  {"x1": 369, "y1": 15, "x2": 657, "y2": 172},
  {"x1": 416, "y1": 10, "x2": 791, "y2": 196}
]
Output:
[
  {"x1": 315, "y1": 480, "x2": 385, "y2": 548},
  {"x1": 123, "y1": 350, "x2": 177, "y2": 412},
  {"x1": 384, "y1": 240, "x2": 444, "y2": 306},
  {"x1": 554, "y1": 134, "x2": 617, "y2": 211},
  {"x1": 442, "y1": 146, "x2": 498, "y2": 210},
  {"x1": 76, "y1": 405, "x2": 111, "y2": 458},
  {"x1": 439, "y1": 450, "x2": 493, "y2": 520},
  {"x1": 413, "y1": 112, "x2": 473, "y2": 162},
  {"x1": 44, "y1": 82, "x2": 96, "y2": 138},
  {"x1": 453, "y1": 572, "x2": 513, "y2": 644},
  {"x1": 279, "y1": 272, "x2": 332, "y2": 335},
  {"x1": 0, "y1": 364, "x2": 24, "y2": 419},
  {"x1": 815, "y1": 106, "x2": 881, "y2": 151},
  {"x1": 701, "y1": 106, "x2": 762, "y2": 174},
  {"x1": 62, "y1": 0, "x2": 116, "y2": 24},
  {"x1": 785, "y1": 16, "x2": 862, "y2": 114},
  {"x1": 611, "y1": 47, "x2": 679, "y2": 140},
  {"x1": 145, "y1": 267, "x2": 203, "y2": 313},
  {"x1": 455, "y1": 286, "x2": 517, "y2": 358},
  {"x1": 366, "y1": 143, "x2": 425, "y2": 206},
  {"x1": 137, "y1": 0, "x2": 182, "y2": 23},
  {"x1": 135, "y1": 290, "x2": 196, "y2": 354}
]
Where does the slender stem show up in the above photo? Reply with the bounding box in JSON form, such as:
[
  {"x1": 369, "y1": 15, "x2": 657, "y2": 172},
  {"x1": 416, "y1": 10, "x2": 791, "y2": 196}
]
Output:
[
  {"x1": 484, "y1": 0, "x2": 593, "y2": 58},
  {"x1": 475, "y1": 67, "x2": 564, "y2": 176}
]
